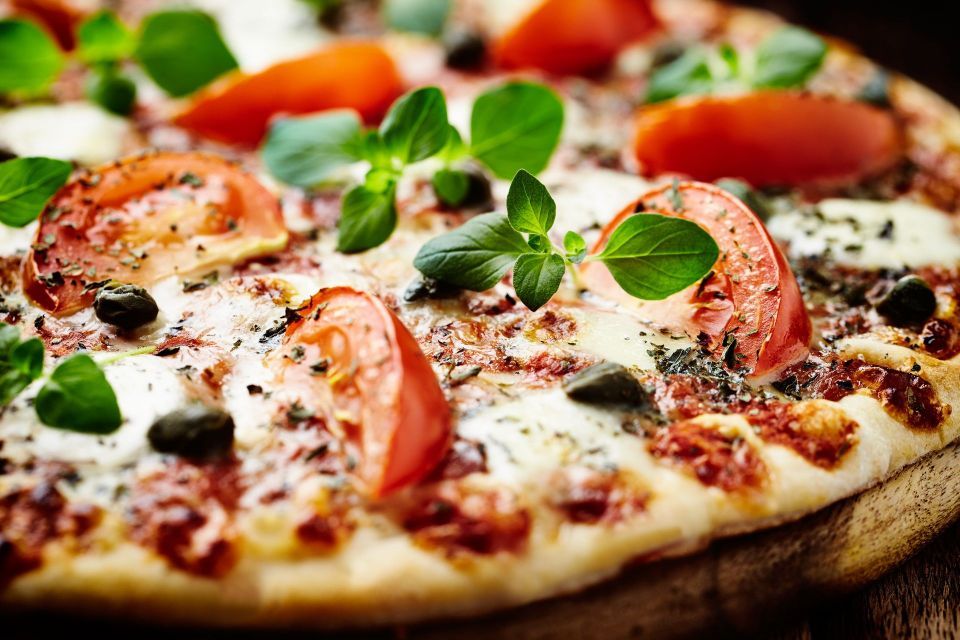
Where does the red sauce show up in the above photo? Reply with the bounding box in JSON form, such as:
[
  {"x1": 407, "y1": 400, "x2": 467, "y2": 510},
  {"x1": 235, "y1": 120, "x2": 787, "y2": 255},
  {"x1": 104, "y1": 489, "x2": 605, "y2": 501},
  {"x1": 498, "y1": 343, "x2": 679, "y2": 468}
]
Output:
[
  {"x1": 745, "y1": 403, "x2": 857, "y2": 469},
  {"x1": 34, "y1": 318, "x2": 106, "y2": 357},
  {"x1": 919, "y1": 318, "x2": 960, "y2": 360},
  {"x1": 400, "y1": 483, "x2": 530, "y2": 556},
  {"x1": 294, "y1": 505, "x2": 353, "y2": 550},
  {"x1": 648, "y1": 421, "x2": 767, "y2": 492},
  {"x1": 427, "y1": 438, "x2": 488, "y2": 481},
  {"x1": 0, "y1": 483, "x2": 100, "y2": 587},
  {"x1": 127, "y1": 459, "x2": 243, "y2": 577},
  {"x1": 549, "y1": 468, "x2": 647, "y2": 524}
]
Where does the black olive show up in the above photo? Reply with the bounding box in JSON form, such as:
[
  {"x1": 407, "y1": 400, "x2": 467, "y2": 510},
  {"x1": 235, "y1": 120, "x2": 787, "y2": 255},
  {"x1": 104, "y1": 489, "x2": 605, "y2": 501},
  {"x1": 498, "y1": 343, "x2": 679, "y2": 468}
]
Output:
[
  {"x1": 443, "y1": 29, "x2": 487, "y2": 70},
  {"x1": 562, "y1": 362, "x2": 649, "y2": 407},
  {"x1": 403, "y1": 275, "x2": 461, "y2": 302},
  {"x1": 93, "y1": 282, "x2": 159, "y2": 330},
  {"x1": 147, "y1": 405, "x2": 235, "y2": 460},
  {"x1": 873, "y1": 275, "x2": 937, "y2": 326},
  {"x1": 715, "y1": 178, "x2": 773, "y2": 221}
]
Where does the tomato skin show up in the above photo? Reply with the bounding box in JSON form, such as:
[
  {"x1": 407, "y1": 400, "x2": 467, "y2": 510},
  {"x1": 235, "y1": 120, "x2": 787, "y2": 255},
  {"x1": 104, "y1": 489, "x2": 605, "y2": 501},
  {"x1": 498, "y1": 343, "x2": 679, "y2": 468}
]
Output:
[
  {"x1": 10, "y1": 0, "x2": 86, "y2": 49},
  {"x1": 173, "y1": 41, "x2": 404, "y2": 146},
  {"x1": 22, "y1": 151, "x2": 288, "y2": 316},
  {"x1": 632, "y1": 92, "x2": 902, "y2": 186},
  {"x1": 493, "y1": 0, "x2": 659, "y2": 75},
  {"x1": 583, "y1": 182, "x2": 811, "y2": 379},
  {"x1": 280, "y1": 287, "x2": 452, "y2": 497}
]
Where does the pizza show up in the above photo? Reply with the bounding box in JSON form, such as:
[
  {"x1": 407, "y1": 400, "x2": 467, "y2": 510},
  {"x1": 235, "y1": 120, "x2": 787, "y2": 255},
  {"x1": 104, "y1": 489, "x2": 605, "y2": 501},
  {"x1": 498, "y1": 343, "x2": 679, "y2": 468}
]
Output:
[{"x1": 1, "y1": 0, "x2": 959, "y2": 630}]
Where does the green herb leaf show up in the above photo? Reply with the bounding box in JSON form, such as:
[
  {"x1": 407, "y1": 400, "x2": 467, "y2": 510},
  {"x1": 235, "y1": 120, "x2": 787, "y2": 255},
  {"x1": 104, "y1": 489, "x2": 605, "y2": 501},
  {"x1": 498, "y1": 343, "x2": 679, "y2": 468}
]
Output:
[
  {"x1": 470, "y1": 81, "x2": 564, "y2": 179},
  {"x1": 77, "y1": 11, "x2": 136, "y2": 65},
  {"x1": 0, "y1": 157, "x2": 72, "y2": 228},
  {"x1": 752, "y1": 26, "x2": 827, "y2": 89},
  {"x1": 35, "y1": 354, "x2": 122, "y2": 434},
  {"x1": 0, "y1": 19, "x2": 64, "y2": 95},
  {"x1": 262, "y1": 110, "x2": 363, "y2": 188},
  {"x1": 563, "y1": 230, "x2": 587, "y2": 264},
  {"x1": 136, "y1": 10, "x2": 238, "y2": 97},
  {"x1": 382, "y1": 0, "x2": 451, "y2": 36},
  {"x1": 337, "y1": 182, "x2": 398, "y2": 253},
  {"x1": 0, "y1": 324, "x2": 43, "y2": 406},
  {"x1": 527, "y1": 234, "x2": 551, "y2": 253},
  {"x1": 597, "y1": 213, "x2": 718, "y2": 300},
  {"x1": 85, "y1": 67, "x2": 137, "y2": 116},
  {"x1": 512, "y1": 252, "x2": 565, "y2": 311},
  {"x1": 505, "y1": 169, "x2": 556, "y2": 235},
  {"x1": 379, "y1": 86, "x2": 449, "y2": 164},
  {"x1": 437, "y1": 125, "x2": 468, "y2": 162},
  {"x1": 432, "y1": 168, "x2": 469, "y2": 206},
  {"x1": 646, "y1": 48, "x2": 712, "y2": 103},
  {"x1": 414, "y1": 213, "x2": 530, "y2": 290}
]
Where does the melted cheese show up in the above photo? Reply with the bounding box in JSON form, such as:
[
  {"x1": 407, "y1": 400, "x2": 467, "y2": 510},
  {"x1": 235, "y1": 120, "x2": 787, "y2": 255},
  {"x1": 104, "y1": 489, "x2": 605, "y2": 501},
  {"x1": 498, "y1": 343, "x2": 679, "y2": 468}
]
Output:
[
  {"x1": 0, "y1": 102, "x2": 131, "y2": 166},
  {"x1": 767, "y1": 198, "x2": 960, "y2": 270}
]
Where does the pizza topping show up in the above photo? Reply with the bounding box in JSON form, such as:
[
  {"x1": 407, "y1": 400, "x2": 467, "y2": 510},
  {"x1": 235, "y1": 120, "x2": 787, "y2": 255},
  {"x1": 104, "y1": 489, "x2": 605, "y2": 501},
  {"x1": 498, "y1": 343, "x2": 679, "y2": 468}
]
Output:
[
  {"x1": 0, "y1": 156, "x2": 72, "y2": 228},
  {"x1": 562, "y1": 361, "x2": 648, "y2": 407},
  {"x1": 492, "y1": 0, "x2": 659, "y2": 75},
  {"x1": 632, "y1": 93, "x2": 902, "y2": 186},
  {"x1": 746, "y1": 402, "x2": 858, "y2": 469},
  {"x1": 870, "y1": 275, "x2": 937, "y2": 327},
  {"x1": 584, "y1": 182, "x2": 811, "y2": 379},
  {"x1": 649, "y1": 420, "x2": 767, "y2": 492},
  {"x1": 147, "y1": 405, "x2": 236, "y2": 461},
  {"x1": 443, "y1": 28, "x2": 487, "y2": 70},
  {"x1": 549, "y1": 468, "x2": 647, "y2": 524},
  {"x1": 399, "y1": 483, "x2": 530, "y2": 556},
  {"x1": 23, "y1": 152, "x2": 288, "y2": 316},
  {"x1": 92, "y1": 282, "x2": 159, "y2": 330},
  {"x1": 276, "y1": 287, "x2": 452, "y2": 497}
]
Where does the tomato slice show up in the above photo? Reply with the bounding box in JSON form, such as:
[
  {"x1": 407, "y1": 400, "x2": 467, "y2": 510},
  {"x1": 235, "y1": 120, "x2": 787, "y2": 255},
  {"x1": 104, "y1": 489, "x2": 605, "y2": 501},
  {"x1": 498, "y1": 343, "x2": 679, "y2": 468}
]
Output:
[
  {"x1": 10, "y1": 0, "x2": 87, "y2": 49},
  {"x1": 493, "y1": 0, "x2": 659, "y2": 75},
  {"x1": 582, "y1": 181, "x2": 811, "y2": 379},
  {"x1": 632, "y1": 92, "x2": 902, "y2": 186},
  {"x1": 173, "y1": 41, "x2": 404, "y2": 146},
  {"x1": 277, "y1": 287, "x2": 452, "y2": 497},
  {"x1": 23, "y1": 151, "x2": 288, "y2": 315}
]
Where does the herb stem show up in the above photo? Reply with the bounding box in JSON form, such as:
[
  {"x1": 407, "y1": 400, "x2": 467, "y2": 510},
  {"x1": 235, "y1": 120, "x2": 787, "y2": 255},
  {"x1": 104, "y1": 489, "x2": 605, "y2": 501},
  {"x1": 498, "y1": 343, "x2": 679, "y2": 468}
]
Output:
[
  {"x1": 96, "y1": 344, "x2": 157, "y2": 367},
  {"x1": 567, "y1": 262, "x2": 585, "y2": 292}
]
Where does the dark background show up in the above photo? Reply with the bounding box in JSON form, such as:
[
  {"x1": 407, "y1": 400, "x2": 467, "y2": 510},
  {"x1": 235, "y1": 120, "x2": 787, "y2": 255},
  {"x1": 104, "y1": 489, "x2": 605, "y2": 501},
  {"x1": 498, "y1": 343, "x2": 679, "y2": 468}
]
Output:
[
  {"x1": 739, "y1": 0, "x2": 960, "y2": 103},
  {"x1": 744, "y1": 2, "x2": 960, "y2": 637}
]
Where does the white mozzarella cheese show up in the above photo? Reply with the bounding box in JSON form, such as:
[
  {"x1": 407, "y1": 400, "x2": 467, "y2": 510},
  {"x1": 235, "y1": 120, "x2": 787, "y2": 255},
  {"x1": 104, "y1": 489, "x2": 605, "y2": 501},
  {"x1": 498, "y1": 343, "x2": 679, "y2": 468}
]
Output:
[{"x1": 0, "y1": 102, "x2": 131, "y2": 166}]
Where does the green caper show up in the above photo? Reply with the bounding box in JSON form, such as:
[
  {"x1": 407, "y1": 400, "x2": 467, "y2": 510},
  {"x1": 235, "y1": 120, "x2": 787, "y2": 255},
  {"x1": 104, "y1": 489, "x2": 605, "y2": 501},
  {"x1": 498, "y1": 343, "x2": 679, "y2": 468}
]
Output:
[
  {"x1": 403, "y1": 275, "x2": 461, "y2": 302},
  {"x1": 563, "y1": 362, "x2": 649, "y2": 407},
  {"x1": 874, "y1": 275, "x2": 937, "y2": 326},
  {"x1": 147, "y1": 405, "x2": 235, "y2": 460},
  {"x1": 443, "y1": 29, "x2": 487, "y2": 70},
  {"x1": 93, "y1": 282, "x2": 159, "y2": 330}
]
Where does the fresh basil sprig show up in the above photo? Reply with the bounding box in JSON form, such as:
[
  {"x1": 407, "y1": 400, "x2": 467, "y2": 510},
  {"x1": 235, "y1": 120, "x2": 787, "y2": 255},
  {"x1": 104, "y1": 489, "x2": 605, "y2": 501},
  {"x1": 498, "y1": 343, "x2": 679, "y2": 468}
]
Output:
[
  {"x1": 262, "y1": 81, "x2": 563, "y2": 253},
  {"x1": 414, "y1": 171, "x2": 718, "y2": 311},
  {"x1": 0, "y1": 323, "x2": 125, "y2": 433},
  {"x1": 0, "y1": 157, "x2": 72, "y2": 228},
  {"x1": 0, "y1": 10, "x2": 237, "y2": 114},
  {"x1": 647, "y1": 26, "x2": 827, "y2": 103}
]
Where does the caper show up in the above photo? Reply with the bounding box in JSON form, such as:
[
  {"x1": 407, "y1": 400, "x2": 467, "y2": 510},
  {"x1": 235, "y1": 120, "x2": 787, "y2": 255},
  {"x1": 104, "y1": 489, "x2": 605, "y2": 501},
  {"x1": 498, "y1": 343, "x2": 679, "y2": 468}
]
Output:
[
  {"x1": 403, "y1": 275, "x2": 461, "y2": 302},
  {"x1": 93, "y1": 282, "x2": 159, "y2": 330},
  {"x1": 715, "y1": 178, "x2": 773, "y2": 221},
  {"x1": 874, "y1": 275, "x2": 937, "y2": 326},
  {"x1": 147, "y1": 405, "x2": 235, "y2": 460},
  {"x1": 443, "y1": 29, "x2": 487, "y2": 70},
  {"x1": 563, "y1": 362, "x2": 649, "y2": 407}
]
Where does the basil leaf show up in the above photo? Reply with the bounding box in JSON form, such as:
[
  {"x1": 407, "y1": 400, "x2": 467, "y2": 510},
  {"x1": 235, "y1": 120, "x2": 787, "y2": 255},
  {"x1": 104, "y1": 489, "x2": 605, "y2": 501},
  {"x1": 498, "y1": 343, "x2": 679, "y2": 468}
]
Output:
[
  {"x1": 0, "y1": 325, "x2": 43, "y2": 407},
  {"x1": 414, "y1": 213, "x2": 530, "y2": 290},
  {"x1": 752, "y1": 26, "x2": 827, "y2": 89},
  {"x1": 438, "y1": 125, "x2": 468, "y2": 162},
  {"x1": 337, "y1": 182, "x2": 397, "y2": 253},
  {"x1": 86, "y1": 67, "x2": 137, "y2": 116},
  {"x1": 35, "y1": 354, "x2": 122, "y2": 434},
  {"x1": 470, "y1": 81, "x2": 564, "y2": 179},
  {"x1": 10, "y1": 338, "x2": 44, "y2": 380},
  {"x1": 262, "y1": 110, "x2": 362, "y2": 188},
  {"x1": 0, "y1": 19, "x2": 64, "y2": 95},
  {"x1": 382, "y1": 0, "x2": 451, "y2": 36},
  {"x1": 646, "y1": 48, "x2": 712, "y2": 103},
  {"x1": 527, "y1": 234, "x2": 551, "y2": 253},
  {"x1": 597, "y1": 213, "x2": 718, "y2": 300},
  {"x1": 379, "y1": 86, "x2": 449, "y2": 164},
  {"x1": 432, "y1": 168, "x2": 469, "y2": 206},
  {"x1": 77, "y1": 11, "x2": 135, "y2": 65},
  {"x1": 513, "y1": 252, "x2": 565, "y2": 311},
  {"x1": 563, "y1": 231, "x2": 587, "y2": 264},
  {"x1": 0, "y1": 157, "x2": 72, "y2": 228},
  {"x1": 506, "y1": 169, "x2": 556, "y2": 235},
  {"x1": 136, "y1": 10, "x2": 238, "y2": 97}
]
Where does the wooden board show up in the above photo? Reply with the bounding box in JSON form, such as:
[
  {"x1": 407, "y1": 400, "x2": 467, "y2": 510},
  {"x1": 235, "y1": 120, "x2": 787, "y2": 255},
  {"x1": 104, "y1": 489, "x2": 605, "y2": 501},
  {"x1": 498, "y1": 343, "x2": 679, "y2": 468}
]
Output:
[{"x1": 5, "y1": 442, "x2": 960, "y2": 639}]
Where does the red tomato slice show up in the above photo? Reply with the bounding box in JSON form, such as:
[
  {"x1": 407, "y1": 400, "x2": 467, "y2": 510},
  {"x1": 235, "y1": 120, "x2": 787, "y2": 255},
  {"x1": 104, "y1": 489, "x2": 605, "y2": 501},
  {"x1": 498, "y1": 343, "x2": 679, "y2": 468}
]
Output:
[
  {"x1": 277, "y1": 287, "x2": 452, "y2": 497},
  {"x1": 11, "y1": 0, "x2": 87, "y2": 49},
  {"x1": 22, "y1": 151, "x2": 288, "y2": 315},
  {"x1": 582, "y1": 182, "x2": 811, "y2": 379},
  {"x1": 173, "y1": 41, "x2": 404, "y2": 146},
  {"x1": 632, "y1": 92, "x2": 902, "y2": 186},
  {"x1": 493, "y1": 0, "x2": 659, "y2": 75}
]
